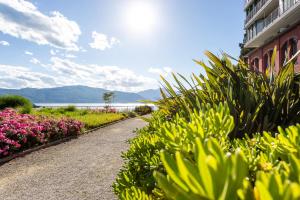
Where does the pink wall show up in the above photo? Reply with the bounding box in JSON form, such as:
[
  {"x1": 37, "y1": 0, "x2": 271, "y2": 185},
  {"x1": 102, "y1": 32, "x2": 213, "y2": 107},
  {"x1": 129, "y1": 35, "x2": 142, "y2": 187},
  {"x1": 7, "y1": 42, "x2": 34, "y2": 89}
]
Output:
[{"x1": 248, "y1": 23, "x2": 300, "y2": 73}]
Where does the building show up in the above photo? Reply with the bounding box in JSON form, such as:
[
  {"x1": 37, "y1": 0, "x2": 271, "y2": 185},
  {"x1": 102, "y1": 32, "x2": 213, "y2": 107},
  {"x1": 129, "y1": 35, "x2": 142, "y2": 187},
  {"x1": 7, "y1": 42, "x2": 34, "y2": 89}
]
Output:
[{"x1": 243, "y1": 0, "x2": 300, "y2": 73}]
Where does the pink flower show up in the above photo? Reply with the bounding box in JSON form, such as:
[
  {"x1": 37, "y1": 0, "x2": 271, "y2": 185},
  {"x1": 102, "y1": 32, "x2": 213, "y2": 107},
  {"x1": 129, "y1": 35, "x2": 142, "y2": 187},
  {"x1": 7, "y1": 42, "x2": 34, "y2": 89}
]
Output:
[{"x1": 0, "y1": 108, "x2": 83, "y2": 158}]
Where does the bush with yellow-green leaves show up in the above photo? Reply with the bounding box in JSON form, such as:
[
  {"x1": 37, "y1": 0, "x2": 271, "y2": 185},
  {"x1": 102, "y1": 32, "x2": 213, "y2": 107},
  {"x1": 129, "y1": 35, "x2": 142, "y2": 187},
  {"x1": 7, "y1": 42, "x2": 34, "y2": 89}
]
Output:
[{"x1": 114, "y1": 49, "x2": 300, "y2": 200}]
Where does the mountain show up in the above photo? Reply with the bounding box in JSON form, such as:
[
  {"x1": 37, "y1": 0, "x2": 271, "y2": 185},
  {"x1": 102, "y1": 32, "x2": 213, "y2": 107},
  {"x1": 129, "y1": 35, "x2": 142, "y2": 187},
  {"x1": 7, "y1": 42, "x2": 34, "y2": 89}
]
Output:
[
  {"x1": 137, "y1": 89, "x2": 161, "y2": 101},
  {"x1": 0, "y1": 86, "x2": 161, "y2": 103}
]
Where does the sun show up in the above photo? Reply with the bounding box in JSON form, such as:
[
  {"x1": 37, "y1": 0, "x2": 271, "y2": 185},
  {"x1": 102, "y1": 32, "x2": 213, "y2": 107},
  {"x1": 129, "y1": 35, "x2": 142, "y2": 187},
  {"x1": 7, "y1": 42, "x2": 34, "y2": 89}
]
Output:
[{"x1": 125, "y1": 1, "x2": 157, "y2": 35}]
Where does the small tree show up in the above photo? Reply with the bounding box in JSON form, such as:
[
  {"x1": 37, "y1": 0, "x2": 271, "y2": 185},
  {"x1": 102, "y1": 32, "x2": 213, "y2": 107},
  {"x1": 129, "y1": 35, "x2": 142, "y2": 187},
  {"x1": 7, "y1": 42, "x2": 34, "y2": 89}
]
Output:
[{"x1": 102, "y1": 92, "x2": 114, "y2": 109}]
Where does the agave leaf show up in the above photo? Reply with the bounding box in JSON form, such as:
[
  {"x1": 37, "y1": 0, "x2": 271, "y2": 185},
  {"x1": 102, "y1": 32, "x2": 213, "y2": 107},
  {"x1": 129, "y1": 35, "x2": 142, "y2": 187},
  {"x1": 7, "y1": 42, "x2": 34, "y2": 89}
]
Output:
[
  {"x1": 204, "y1": 51, "x2": 223, "y2": 68},
  {"x1": 160, "y1": 75, "x2": 177, "y2": 98},
  {"x1": 175, "y1": 152, "x2": 205, "y2": 195},
  {"x1": 255, "y1": 181, "x2": 273, "y2": 200},
  {"x1": 285, "y1": 50, "x2": 300, "y2": 66},
  {"x1": 195, "y1": 138, "x2": 214, "y2": 198},
  {"x1": 154, "y1": 171, "x2": 199, "y2": 200}
]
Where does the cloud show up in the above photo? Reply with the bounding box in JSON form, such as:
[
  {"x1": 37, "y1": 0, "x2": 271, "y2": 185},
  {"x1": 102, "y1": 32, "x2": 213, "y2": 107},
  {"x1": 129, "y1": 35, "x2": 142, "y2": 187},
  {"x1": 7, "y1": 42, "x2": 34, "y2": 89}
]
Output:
[
  {"x1": 64, "y1": 53, "x2": 76, "y2": 58},
  {"x1": 0, "y1": 64, "x2": 59, "y2": 88},
  {"x1": 0, "y1": 57, "x2": 158, "y2": 91},
  {"x1": 29, "y1": 58, "x2": 40, "y2": 64},
  {"x1": 25, "y1": 51, "x2": 33, "y2": 55},
  {"x1": 148, "y1": 67, "x2": 173, "y2": 76},
  {"x1": 89, "y1": 31, "x2": 120, "y2": 51},
  {"x1": 50, "y1": 49, "x2": 60, "y2": 56},
  {"x1": 0, "y1": 0, "x2": 81, "y2": 51},
  {"x1": 0, "y1": 40, "x2": 9, "y2": 46},
  {"x1": 48, "y1": 57, "x2": 157, "y2": 92}
]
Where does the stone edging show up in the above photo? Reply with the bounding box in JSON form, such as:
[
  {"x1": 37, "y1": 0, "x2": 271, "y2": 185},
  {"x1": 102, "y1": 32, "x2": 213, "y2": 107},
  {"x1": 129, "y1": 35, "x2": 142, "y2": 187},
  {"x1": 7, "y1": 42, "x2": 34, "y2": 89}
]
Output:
[{"x1": 0, "y1": 116, "x2": 131, "y2": 166}]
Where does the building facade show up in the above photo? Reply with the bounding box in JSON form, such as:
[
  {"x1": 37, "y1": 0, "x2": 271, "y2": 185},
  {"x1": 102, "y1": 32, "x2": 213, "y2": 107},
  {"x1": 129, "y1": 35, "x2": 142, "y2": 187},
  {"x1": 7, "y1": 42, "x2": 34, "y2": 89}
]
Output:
[{"x1": 243, "y1": 0, "x2": 300, "y2": 73}]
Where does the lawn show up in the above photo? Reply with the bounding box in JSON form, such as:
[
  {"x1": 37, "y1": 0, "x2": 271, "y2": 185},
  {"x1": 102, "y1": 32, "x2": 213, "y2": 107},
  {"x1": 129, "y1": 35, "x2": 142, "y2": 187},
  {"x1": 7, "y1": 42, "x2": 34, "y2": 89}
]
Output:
[{"x1": 33, "y1": 107, "x2": 126, "y2": 130}]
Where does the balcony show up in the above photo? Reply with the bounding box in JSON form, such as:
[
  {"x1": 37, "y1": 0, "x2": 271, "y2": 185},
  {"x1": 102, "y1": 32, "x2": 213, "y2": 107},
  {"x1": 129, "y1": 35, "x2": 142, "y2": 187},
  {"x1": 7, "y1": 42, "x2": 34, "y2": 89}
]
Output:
[
  {"x1": 264, "y1": 7, "x2": 279, "y2": 27},
  {"x1": 245, "y1": 0, "x2": 278, "y2": 28},
  {"x1": 245, "y1": 0, "x2": 270, "y2": 25},
  {"x1": 244, "y1": 0, "x2": 300, "y2": 48},
  {"x1": 244, "y1": 0, "x2": 255, "y2": 10}
]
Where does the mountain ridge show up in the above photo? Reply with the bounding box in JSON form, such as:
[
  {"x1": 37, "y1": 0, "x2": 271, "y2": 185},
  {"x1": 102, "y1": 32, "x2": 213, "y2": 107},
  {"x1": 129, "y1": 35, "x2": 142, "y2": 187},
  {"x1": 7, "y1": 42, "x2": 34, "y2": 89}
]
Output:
[{"x1": 0, "y1": 86, "x2": 161, "y2": 103}]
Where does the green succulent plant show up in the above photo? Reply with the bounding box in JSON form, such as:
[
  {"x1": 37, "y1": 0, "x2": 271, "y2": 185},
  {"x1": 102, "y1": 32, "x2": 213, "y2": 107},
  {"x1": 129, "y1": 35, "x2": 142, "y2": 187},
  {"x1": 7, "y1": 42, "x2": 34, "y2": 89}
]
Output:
[
  {"x1": 157, "y1": 49, "x2": 300, "y2": 137},
  {"x1": 154, "y1": 137, "x2": 249, "y2": 200},
  {"x1": 114, "y1": 50, "x2": 300, "y2": 200}
]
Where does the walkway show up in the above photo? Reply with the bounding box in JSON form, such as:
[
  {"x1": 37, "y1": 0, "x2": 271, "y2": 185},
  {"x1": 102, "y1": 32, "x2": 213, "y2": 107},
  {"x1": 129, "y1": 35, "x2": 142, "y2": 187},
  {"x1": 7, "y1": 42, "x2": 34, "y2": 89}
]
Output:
[{"x1": 0, "y1": 117, "x2": 148, "y2": 200}]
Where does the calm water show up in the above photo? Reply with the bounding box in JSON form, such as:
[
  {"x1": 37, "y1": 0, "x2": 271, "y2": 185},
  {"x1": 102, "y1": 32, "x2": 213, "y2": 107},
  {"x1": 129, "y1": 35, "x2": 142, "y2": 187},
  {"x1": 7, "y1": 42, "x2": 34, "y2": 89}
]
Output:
[{"x1": 35, "y1": 103, "x2": 156, "y2": 111}]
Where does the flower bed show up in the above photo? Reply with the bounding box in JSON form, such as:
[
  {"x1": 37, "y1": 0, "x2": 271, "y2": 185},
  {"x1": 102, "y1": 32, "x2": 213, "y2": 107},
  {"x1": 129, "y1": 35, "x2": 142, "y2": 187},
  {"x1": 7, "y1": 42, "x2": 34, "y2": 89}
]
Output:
[{"x1": 0, "y1": 109, "x2": 83, "y2": 158}]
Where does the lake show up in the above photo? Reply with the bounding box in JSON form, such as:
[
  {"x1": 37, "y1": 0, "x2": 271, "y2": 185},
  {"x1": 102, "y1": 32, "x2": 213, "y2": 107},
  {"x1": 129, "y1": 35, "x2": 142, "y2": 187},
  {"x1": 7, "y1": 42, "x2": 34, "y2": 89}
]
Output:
[{"x1": 35, "y1": 103, "x2": 156, "y2": 111}]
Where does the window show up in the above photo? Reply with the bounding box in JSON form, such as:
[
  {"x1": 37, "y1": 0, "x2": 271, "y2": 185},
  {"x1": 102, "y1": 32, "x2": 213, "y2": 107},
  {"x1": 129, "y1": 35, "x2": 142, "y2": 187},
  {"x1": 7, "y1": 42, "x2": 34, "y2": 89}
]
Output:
[
  {"x1": 250, "y1": 60, "x2": 254, "y2": 71},
  {"x1": 256, "y1": 20, "x2": 264, "y2": 34},
  {"x1": 269, "y1": 50, "x2": 274, "y2": 67},
  {"x1": 289, "y1": 38, "x2": 298, "y2": 59},
  {"x1": 264, "y1": 54, "x2": 269, "y2": 72},
  {"x1": 264, "y1": 50, "x2": 274, "y2": 73},
  {"x1": 281, "y1": 42, "x2": 288, "y2": 66},
  {"x1": 281, "y1": 38, "x2": 298, "y2": 66},
  {"x1": 252, "y1": 58, "x2": 259, "y2": 71}
]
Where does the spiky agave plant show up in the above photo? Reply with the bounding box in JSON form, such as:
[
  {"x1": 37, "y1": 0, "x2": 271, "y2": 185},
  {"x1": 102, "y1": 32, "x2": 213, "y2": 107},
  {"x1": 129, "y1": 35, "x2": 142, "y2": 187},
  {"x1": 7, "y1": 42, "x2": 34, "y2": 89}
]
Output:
[
  {"x1": 156, "y1": 48, "x2": 300, "y2": 138},
  {"x1": 154, "y1": 125, "x2": 300, "y2": 200}
]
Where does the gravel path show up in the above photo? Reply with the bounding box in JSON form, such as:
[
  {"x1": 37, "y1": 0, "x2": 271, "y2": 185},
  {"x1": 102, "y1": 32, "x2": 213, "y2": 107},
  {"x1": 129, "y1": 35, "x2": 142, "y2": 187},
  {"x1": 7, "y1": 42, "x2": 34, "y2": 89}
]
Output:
[{"x1": 0, "y1": 117, "x2": 148, "y2": 200}]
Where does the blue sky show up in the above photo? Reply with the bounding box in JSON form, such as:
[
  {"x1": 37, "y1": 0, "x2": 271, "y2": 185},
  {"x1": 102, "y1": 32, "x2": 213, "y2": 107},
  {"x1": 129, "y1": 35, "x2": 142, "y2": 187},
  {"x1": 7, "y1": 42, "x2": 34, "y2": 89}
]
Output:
[{"x1": 0, "y1": 0, "x2": 244, "y2": 92}]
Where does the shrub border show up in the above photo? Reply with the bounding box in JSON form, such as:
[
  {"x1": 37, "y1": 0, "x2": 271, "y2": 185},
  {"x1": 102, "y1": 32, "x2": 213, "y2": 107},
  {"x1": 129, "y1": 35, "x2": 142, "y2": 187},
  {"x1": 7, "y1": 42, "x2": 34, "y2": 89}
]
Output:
[{"x1": 0, "y1": 116, "x2": 130, "y2": 166}]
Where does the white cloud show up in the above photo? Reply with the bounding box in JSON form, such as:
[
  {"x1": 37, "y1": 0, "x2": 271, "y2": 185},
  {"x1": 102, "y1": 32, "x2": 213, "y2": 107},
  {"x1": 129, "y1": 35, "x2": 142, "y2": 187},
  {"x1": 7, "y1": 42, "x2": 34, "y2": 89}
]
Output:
[
  {"x1": 50, "y1": 49, "x2": 60, "y2": 56},
  {"x1": 64, "y1": 54, "x2": 76, "y2": 58},
  {"x1": 25, "y1": 51, "x2": 33, "y2": 55},
  {"x1": 0, "y1": 0, "x2": 81, "y2": 51},
  {"x1": 30, "y1": 58, "x2": 40, "y2": 64},
  {"x1": 48, "y1": 57, "x2": 157, "y2": 92},
  {"x1": 89, "y1": 31, "x2": 120, "y2": 51},
  {"x1": 0, "y1": 40, "x2": 9, "y2": 46},
  {"x1": 80, "y1": 48, "x2": 87, "y2": 52},
  {"x1": 148, "y1": 67, "x2": 173, "y2": 76},
  {"x1": 0, "y1": 64, "x2": 59, "y2": 88},
  {"x1": 0, "y1": 57, "x2": 158, "y2": 92}
]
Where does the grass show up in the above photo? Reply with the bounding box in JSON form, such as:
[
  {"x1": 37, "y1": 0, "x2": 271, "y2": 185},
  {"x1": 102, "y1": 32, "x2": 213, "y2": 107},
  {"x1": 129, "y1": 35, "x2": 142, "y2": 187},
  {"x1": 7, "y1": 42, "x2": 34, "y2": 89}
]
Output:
[{"x1": 32, "y1": 107, "x2": 126, "y2": 130}]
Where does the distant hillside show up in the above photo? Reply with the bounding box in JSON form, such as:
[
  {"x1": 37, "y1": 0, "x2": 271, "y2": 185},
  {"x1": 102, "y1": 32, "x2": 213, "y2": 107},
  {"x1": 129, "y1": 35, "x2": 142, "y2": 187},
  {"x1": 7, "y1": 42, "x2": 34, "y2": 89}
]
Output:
[
  {"x1": 137, "y1": 89, "x2": 161, "y2": 101},
  {"x1": 0, "y1": 86, "x2": 161, "y2": 103}
]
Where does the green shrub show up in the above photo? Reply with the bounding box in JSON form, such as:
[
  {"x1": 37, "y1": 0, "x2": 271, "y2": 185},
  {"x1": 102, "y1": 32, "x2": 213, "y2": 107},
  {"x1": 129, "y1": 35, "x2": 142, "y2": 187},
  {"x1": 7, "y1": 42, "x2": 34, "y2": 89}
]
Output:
[
  {"x1": 157, "y1": 49, "x2": 300, "y2": 137},
  {"x1": 63, "y1": 105, "x2": 77, "y2": 112},
  {"x1": 114, "y1": 103, "x2": 235, "y2": 199},
  {"x1": 126, "y1": 111, "x2": 137, "y2": 118},
  {"x1": 154, "y1": 123, "x2": 300, "y2": 200},
  {"x1": 114, "y1": 103, "x2": 300, "y2": 199},
  {"x1": 134, "y1": 105, "x2": 153, "y2": 115},
  {"x1": 114, "y1": 50, "x2": 300, "y2": 199},
  {"x1": 0, "y1": 95, "x2": 32, "y2": 113},
  {"x1": 113, "y1": 111, "x2": 166, "y2": 199},
  {"x1": 154, "y1": 138, "x2": 248, "y2": 200}
]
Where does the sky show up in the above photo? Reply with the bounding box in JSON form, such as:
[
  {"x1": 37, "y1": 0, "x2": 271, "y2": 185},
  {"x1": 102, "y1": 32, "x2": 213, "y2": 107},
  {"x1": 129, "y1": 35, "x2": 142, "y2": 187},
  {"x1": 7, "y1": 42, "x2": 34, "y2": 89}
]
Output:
[{"x1": 0, "y1": 0, "x2": 245, "y2": 92}]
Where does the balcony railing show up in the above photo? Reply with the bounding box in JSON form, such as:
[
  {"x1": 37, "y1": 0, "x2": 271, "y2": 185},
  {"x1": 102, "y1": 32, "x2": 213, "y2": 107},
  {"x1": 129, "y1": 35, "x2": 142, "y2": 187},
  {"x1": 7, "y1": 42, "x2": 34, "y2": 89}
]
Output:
[
  {"x1": 245, "y1": 7, "x2": 279, "y2": 43},
  {"x1": 264, "y1": 7, "x2": 279, "y2": 27},
  {"x1": 245, "y1": 0, "x2": 270, "y2": 24},
  {"x1": 283, "y1": 0, "x2": 299, "y2": 12},
  {"x1": 245, "y1": 0, "x2": 255, "y2": 9},
  {"x1": 244, "y1": 0, "x2": 300, "y2": 44}
]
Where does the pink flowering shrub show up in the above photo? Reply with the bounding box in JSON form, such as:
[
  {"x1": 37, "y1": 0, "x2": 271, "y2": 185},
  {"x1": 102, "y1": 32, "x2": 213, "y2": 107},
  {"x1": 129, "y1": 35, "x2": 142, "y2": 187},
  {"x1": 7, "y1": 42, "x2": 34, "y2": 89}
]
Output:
[{"x1": 0, "y1": 109, "x2": 83, "y2": 158}]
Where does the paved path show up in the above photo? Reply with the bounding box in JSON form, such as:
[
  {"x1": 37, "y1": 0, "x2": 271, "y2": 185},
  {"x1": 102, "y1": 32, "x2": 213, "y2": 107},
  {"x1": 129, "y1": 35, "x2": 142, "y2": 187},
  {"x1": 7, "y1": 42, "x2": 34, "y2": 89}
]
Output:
[{"x1": 0, "y1": 117, "x2": 148, "y2": 200}]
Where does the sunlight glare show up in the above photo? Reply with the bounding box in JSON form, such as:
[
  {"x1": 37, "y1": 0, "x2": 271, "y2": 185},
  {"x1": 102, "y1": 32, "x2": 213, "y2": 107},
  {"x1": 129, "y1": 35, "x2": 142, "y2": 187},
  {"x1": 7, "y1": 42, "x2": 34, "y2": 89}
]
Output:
[{"x1": 125, "y1": 1, "x2": 157, "y2": 35}]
